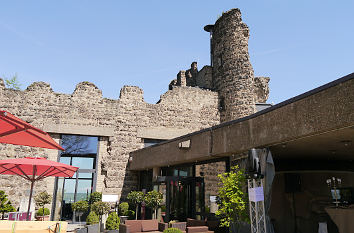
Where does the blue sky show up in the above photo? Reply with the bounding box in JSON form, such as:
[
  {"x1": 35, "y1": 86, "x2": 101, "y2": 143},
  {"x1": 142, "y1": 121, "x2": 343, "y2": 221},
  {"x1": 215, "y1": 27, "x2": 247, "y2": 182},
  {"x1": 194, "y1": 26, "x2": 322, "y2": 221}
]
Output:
[{"x1": 0, "y1": 1, "x2": 353, "y2": 104}]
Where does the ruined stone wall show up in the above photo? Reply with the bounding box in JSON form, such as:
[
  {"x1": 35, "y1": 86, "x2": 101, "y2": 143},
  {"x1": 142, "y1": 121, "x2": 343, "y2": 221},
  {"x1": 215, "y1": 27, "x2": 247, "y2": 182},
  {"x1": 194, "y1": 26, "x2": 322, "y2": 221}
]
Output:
[
  {"x1": 0, "y1": 80, "x2": 220, "y2": 210},
  {"x1": 196, "y1": 66, "x2": 213, "y2": 89}
]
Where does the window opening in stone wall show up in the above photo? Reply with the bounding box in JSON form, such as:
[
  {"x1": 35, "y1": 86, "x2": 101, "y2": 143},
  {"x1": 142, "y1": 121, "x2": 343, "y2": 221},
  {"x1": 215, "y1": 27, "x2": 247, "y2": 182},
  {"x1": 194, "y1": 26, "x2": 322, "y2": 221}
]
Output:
[
  {"x1": 52, "y1": 135, "x2": 99, "y2": 222},
  {"x1": 143, "y1": 138, "x2": 166, "y2": 148}
]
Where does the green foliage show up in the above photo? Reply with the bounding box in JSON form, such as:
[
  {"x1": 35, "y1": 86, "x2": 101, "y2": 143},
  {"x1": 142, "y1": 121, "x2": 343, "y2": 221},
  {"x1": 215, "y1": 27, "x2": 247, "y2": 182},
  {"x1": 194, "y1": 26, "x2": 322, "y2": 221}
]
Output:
[
  {"x1": 163, "y1": 228, "x2": 183, "y2": 233},
  {"x1": 144, "y1": 190, "x2": 163, "y2": 219},
  {"x1": 127, "y1": 191, "x2": 144, "y2": 205},
  {"x1": 106, "y1": 212, "x2": 120, "y2": 230},
  {"x1": 4, "y1": 74, "x2": 21, "y2": 90},
  {"x1": 127, "y1": 191, "x2": 144, "y2": 219},
  {"x1": 168, "y1": 220, "x2": 176, "y2": 228},
  {"x1": 89, "y1": 192, "x2": 102, "y2": 205},
  {"x1": 0, "y1": 190, "x2": 16, "y2": 219},
  {"x1": 34, "y1": 191, "x2": 52, "y2": 208},
  {"x1": 144, "y1": 191, "x2": 163, "y2": 210},
  {"x1": 71, "y1": 200, "x2": 89, "y2": 213},
  {"x1": 127, "y1": 210, "x2": 135, "y2": 220},
  {"x1": 86, "y1": 211, "x2": 99, "y2": 225},
  {"x1": 91, "y1": 201, "x2": 110, "y2": 217},
  {"x1": 36, "y1": 207, "x2": 50, "y2": 216},
  {"x1": 215, "y1": 166, "x2": 249, "y2": 227},
  {"x1": 118, "y1": 202, "x2": 130, "y2": 216},
  {"x1": 161, "y1": 204, "x2": 166, "y2": 212}
]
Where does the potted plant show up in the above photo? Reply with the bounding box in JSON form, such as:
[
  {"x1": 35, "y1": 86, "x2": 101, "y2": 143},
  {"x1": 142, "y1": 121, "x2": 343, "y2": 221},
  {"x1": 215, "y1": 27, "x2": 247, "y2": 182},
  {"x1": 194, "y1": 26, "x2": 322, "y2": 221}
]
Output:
[
  {"x1": 144, "y1": 191, "x2": 163, "y2": 219},
  {"x1": 86, "y1": 211, "x2": 99, "y2": 233},
  {"x1": 106, "y1": 211, "x2": 120, "y2": 233},
  {"x1": 71, "y1": 200, "x2": 89, "y2": 225},
  {"x1": 35, "y1": 208, "x2": 50, "y2": 221},
  {"x1": 91, "y1": 201, "x2": 110, "y2": 233},
  {"x1": 216, "y1": 165, "x2": 249, "y2": 233},
  {"x1": 34, "y1": 191, "x2": 52, "y2": 221},
  {"x1": 0, "y1": 190, "x2": 16, "y2": 219},
  {"x1": 127, "y1": 191, "x2": 144, "y2": 220},
  {"x1": 118, "y1": 202, "x2": 130, "y2": 223}
]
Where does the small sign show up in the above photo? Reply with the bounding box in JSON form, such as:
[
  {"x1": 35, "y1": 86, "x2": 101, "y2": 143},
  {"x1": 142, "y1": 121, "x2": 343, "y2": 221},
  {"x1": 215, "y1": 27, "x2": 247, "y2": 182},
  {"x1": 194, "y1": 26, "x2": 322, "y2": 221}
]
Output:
[
  {"x1": 102, "y1": 194, "x2": 119, "y2": 203},
  {"x1": 248, "y1": 187, "x2": 264, "y2": 202},
  {"x1": 210, "y1": 196, "x2": 217, "y2": 203}
]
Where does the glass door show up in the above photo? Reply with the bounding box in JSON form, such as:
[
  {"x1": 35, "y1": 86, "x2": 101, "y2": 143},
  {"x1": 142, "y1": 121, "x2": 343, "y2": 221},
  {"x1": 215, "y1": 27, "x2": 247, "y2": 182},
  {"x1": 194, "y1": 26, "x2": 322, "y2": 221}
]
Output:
[{"x1": 164, "y1": 177, "x2": 205, "y2": 222}]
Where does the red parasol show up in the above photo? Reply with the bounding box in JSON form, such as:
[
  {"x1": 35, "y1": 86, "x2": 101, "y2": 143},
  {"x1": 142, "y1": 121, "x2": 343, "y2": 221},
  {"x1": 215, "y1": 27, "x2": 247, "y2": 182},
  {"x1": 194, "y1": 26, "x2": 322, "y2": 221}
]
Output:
[
  {"x1": 0, "y1": 110, "x2": 64, "y2": 150},
  {"x1": 0, "y1": 157, "x2": 78, "y2": 220}
]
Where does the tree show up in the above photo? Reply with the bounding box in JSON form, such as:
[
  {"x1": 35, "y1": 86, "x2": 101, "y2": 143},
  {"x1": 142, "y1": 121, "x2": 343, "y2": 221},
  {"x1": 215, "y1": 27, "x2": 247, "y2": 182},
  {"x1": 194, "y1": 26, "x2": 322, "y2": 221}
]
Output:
[
  {"x1": 215, "y1": 166, "x2": 249, "y2": 228},
  {"x1": 127, "y1": 191, "x2": 144, "y2": 219},
  {"x1": 91, "y1": 201, "x2": 110, "y2": 232},
  {"x1": 71, "y1": 200, "x2": 89, "y2": 225},
  {"x1": 144, "y1": 191, "x2": 163, "y2": 219},
  {"x1": 4, "y1": 74, "x2": 21, "y2": 90},
  {"x1": 0, "y1": 191, "x2": 16, "y2": 219},
  {"x1": 89, "y1": 191, "x2": 102, "y2": 205},
  {"x1": 34, "y1": 191, "x2": 52, "y2": 221}
]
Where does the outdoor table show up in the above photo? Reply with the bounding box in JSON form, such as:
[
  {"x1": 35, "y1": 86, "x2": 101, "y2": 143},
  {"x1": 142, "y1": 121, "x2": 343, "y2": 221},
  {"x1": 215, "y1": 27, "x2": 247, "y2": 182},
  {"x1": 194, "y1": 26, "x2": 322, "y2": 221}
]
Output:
[{"x1": 325, "y1": 206, "x2": 354, "y2": 233}]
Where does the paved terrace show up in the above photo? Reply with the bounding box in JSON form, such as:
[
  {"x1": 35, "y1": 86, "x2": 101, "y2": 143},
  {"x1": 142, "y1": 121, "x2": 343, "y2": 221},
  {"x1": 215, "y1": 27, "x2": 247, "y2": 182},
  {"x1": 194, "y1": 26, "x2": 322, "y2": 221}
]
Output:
[{"x1": 130, "y1": 73, "x2": 354, "y2": 171}]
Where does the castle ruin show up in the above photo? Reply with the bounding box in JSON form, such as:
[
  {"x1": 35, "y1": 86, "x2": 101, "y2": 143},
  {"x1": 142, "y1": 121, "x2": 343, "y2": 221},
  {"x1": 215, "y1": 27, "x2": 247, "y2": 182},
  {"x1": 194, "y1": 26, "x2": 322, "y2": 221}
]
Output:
[{"x1": 0, "y1": 8, "x2": 270, "y2": 220}]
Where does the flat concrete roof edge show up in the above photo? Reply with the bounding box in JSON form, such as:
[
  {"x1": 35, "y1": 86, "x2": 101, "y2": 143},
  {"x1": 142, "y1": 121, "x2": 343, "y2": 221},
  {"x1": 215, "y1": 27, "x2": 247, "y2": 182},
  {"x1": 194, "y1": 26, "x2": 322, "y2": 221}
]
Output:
[{"x1": 132, "y1": 72, "x2": 354, "y2": 153}]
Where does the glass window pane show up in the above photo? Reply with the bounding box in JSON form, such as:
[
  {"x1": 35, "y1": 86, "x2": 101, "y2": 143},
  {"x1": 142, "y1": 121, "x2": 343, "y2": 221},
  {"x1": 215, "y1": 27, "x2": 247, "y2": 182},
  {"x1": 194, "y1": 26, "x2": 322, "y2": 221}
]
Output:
[
  {"x1": 76, "y1": 180, "x2": 93, "y2": 201},
  {"x1": 60, "y1": 157, "x2": 71, "y2": 165},
  {"x1": 61, "y1": 135, "x2": 98, "y2": 155},
  {"x1": 77, "y1": 172, "x2": 93, "y2": 179},
  {"x1": 72, "y1": 157, "x2": 94, "y2": 169},
  {"x1": 63, "y1": 179, "x2": 76, "y2": 203}
]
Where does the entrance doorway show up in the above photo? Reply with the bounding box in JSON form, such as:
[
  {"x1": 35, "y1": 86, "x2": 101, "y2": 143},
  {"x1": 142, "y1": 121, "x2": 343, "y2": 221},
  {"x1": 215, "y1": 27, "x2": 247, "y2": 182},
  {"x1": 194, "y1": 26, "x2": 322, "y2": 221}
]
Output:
[
  {"x1": 52, "y1": 135, "x2": 98, "y2": 222},
  {"x1": 156, "y1": 176, "x2": 205, "y2": 222}
]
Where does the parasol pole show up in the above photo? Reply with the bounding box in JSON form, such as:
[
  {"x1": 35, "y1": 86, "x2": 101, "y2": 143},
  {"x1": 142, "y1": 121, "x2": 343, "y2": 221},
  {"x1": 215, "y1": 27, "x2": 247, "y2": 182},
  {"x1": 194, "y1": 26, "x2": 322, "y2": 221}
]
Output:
[
  {"x1": 26, "y1": 165, "x2": 36, "y2": 221},
  {"x1": 26, "y1": 180, "x2": 35, "y2": 220}
]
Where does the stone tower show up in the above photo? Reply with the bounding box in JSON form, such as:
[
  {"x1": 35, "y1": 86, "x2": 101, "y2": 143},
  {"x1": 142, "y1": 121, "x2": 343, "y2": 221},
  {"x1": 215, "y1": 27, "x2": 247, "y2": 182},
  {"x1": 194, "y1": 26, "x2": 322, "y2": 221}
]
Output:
[{"x1": 209, "y1": 8, "x2": 256, "y2": 122}]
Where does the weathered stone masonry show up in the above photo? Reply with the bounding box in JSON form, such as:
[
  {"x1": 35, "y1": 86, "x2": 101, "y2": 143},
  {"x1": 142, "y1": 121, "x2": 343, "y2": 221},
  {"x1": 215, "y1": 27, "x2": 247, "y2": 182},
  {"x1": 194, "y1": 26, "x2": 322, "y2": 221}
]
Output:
[
  {"x1": 0, "y1": 8, "x2": 270, "y2": 214},
  {"x1": 0, "y1": 79, "x2": 220, "y2": 208}
]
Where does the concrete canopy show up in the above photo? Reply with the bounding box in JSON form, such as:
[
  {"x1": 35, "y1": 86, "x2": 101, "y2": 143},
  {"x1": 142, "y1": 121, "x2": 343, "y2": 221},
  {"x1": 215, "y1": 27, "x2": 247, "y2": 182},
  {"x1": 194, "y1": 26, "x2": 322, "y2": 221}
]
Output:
[{"x1": 130, "y1": 73, "x2": 354, "y2": 171}]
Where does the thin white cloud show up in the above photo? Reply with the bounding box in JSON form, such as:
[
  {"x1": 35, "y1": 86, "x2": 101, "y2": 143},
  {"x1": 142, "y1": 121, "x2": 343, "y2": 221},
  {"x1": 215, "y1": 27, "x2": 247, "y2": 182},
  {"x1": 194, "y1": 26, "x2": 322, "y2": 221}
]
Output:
[{"x1": 0, "y1": 20, "x2": 44, "y2": 47}]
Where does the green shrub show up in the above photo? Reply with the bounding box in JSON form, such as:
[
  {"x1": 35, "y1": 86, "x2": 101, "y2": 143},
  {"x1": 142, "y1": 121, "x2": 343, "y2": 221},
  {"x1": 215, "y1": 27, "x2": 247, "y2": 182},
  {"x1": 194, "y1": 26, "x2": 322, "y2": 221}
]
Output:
[
  {"x1": 86, "y1": 211, "x2": 99, "y2": 225},
  {"x1": 163, "y1": 228, "x2": 183, "y2": 233},
  {"x1": 89, "y1": 192, "x2": 102, "y2": 205},
  {"x1": 36, "y1": 207, "x2": 50, "y2": 216},
  {"x1": 118, "y1": 202, "x2": 129, "y2": 216},
  {"x1": 91, "y1": 201, "x2": 110, "y2": 217},
  {"x1": 127, "y1": 210, "x2": 135, "y2": 220},
  {"x1": 71, "y1": 200, "x2": 89, "y2": 213},
  {"x1": 106, "y1": 212, "x2": 120, "y2": 230},
  {"x1": 216, "y1": 165, "x2": 249, "y2": 227}
]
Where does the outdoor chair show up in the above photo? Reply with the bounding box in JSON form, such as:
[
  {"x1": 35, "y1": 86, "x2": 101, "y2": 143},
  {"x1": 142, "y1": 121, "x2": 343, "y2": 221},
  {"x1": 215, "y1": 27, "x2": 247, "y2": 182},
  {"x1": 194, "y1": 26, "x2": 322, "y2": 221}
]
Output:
[
  {"x1": 119, "y1": 220, "x2": 167, "y2": 233},
  {"x1": 185, "y1": 219, "x2": 213, "y2": 233}
]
